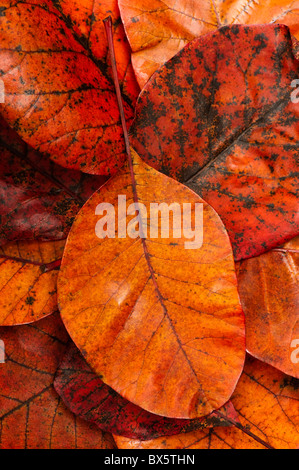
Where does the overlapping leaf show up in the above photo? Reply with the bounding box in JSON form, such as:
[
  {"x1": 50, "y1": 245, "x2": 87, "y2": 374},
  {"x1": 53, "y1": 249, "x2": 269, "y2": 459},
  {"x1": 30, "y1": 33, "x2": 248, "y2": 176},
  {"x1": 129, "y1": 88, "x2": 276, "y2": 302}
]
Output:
[
  {"x1": 130, "y1": 24, "x2": 299, "y2": 260},
  {"x1": 0, "y1": 313, "x2": 116, "y2": 448},
  {"x1": 119, "y1": 0, "x2": 299, "y2": 87},
  {"x1": 58, "y1": 147, "x2": 245, "y2": 419},
  {"x1": 0, "y1": 239, "x2": 64, "y2": 326},
  {"x1": 0, "y1": 0, "x2": 137, "y2": 174},
  {"x1": 54, "y1": 343, "x2": 239, "y2": 440},
  {"x1": 237, "y1": 236, "x2": 299, "y2": 378},
  {"x1": 115, "y1": 356, "x2": 299, "y2": 449},
  {"x1": 0, "y1": 116, "x2": 107, "y2": 244},
  {"x1": 53, "y1": 0, "x2": 140, "y2": 103}
]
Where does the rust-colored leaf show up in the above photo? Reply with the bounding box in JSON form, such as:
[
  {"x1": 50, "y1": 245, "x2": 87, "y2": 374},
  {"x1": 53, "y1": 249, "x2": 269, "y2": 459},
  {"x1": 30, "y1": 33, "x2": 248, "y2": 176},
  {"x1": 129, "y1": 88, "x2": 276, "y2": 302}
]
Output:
[
  {"x1": 53, "y1": 0, "x2": 140, "y2": 104},
  {"x1": 237, "y1": 236, "x2": 299, "y2": 378},
  {"x1": 0, "y1": 116, "x2": 107, "y2": 244},
  {"x1": 58, "y1": 147, "x2": 245, "y2": 419},
  {"x1": 119, "y1": 0, "x2": 299, "y2": 87},
  {"x1": 54, "y1": 342, "x2": 239, "y2": 440},
  {"x1": 0, "y1": 313, "x2": 116, "y2": 449},
  {"x1": 0, "y1": 0, "x2": 138, "y2": 175},
  {"x1": 115, "y1": 356, "x2": 299, "y2": 449},
  {"x1": 130, "y1": 24, "x2": 299, "y2": 260},
  {"x1": 0, "y1": 239, "x2": 64, "y2": 326}
]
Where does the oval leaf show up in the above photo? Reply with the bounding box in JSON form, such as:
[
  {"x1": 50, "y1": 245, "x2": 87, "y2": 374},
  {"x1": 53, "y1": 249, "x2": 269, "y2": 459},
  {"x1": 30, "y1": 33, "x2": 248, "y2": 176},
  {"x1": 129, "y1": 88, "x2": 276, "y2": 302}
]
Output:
[
  {"x1": 0, "y1": 0, "x2": 136, "y2": 175},
  {"x1": 119, "y1": 0, "x2": 299, "y2": 87},
  {"x1": 130, "y1": 24, "x2": 299, "y2": 260},
  {"x1": 237, "y1": 236, "x2": 299, "y2": 378},
  {"x1": 58, "y1": 148, "x2": 245, "y2": 419}
]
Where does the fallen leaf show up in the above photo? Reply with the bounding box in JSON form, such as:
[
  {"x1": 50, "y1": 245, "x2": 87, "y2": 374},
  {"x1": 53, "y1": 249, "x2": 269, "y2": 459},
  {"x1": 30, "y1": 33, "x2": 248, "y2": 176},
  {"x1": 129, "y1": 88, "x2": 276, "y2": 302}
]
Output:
[
  {"x1": 54, "y1": 342, "x2": 239, "y2": 440},
  {"x1": 0, "y1": 239, "x2": 64, "y2": 326},
  {"x1": 114, "y1": 356, "x2": 299, "y2": 449},
  {"x1": 58, "y1": 147, "x2": 245, "y2": 419},
  {"x1": 0, "y1": 0, "x2": 136, "y2": 174},
  {"x1": 237, "y1": 235, "x2": 299, "y2": 378},
  {"x1": 0, "y1": 116, "x2": 107, "y2": 244},
  {"x1": 130, "y1": 24, "x2": 299, "y2": 261},
  {"x1": 119, "y1": 0, "x2": 299, "y2": 87},
  {"x1": 53, "y1": 0, "x2": 140, "y2": 104},
  {"x1": 0, "y1": 312, "x2": 116, "y2": 449}
]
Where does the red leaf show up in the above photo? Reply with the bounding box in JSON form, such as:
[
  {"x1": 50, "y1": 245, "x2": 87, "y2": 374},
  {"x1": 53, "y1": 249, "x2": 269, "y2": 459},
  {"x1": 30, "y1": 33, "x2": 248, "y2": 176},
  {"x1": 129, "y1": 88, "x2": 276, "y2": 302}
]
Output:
[
  {"x1": 130, "y1": 24, "x2": 299, "y2": 260},
  {"x1": 0, "y1": 313, "x2": 116, "y2": 448},
  {"x1": 0, "y1": 116, "x2": 107, "y2": 244}
]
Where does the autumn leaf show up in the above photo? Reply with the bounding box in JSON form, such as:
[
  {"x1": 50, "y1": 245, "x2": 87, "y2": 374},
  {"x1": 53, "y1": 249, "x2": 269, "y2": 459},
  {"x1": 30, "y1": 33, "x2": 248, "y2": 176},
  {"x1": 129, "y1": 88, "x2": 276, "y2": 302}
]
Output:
[
  {"x1": 0, "y1": 116, "x2": 107, "y2": 244},
  {"x1": 119, "y1": 0, "x2": 299, "y2": 87},
  {"x1": 0, "y1": 0, "x2": 139, "y2": 175},
  {"x1": 0, "y1": 239, "x2": 64, "y2": 326},
  {"x1": 0, "y1": 312, "x2": 116, "y2": 449},
  {"x1": 54, "y1": 342, "x2": 239, "y2": 440},
  {"x1": 237, "y1": 235, "x2": 299, "y2": 378},
  {"x1": 130, "y1": 24, "x2": 299, "y2": 261},
  {"x1": 114, "y1": 356, "x2": 299, "y2": 449},
  {"x1": 52, "y1": 0, "x2": 140, "y2": 104},
  {"x1": 57, "y1": 146, "x2": 245, "y2": 419}
]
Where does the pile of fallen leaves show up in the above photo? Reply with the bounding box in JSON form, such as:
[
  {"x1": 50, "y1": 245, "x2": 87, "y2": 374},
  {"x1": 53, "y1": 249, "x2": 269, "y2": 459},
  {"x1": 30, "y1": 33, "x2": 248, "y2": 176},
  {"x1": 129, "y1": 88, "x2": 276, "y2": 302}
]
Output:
[{"x1": 0, "y1": 0, "x2": 298, "y2": 450}]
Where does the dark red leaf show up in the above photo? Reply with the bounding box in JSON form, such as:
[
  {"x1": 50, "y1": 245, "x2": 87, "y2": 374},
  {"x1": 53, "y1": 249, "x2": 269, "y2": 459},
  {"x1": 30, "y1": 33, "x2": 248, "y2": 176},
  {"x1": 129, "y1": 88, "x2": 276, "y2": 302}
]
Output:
[{"x1": 0, "y1": 116, "x2": 107, "y2": 244}]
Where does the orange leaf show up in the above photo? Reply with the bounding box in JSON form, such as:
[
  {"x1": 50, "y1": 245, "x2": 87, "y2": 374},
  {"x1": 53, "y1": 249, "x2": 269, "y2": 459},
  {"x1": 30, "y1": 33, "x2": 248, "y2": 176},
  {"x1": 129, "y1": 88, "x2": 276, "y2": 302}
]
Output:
[
  {"x1": 0, "y1": 239, "x2": 64, "y2": 326},
  {"x1": 237, "y1": 236, "x2": 299, "y2": 378},
  {"x1": 58, "y1": 148, "x2": 245, "y2": 419},
  {"x1": 119, "y1": 0, "x2": 299, "y2": 87},
  {"x1": 54, "y1": 0, "x2": 140, "y2": 104},
  {"x1": 0, "y1": 313, "x2": 115, "y2": 448},
  {"x1": 0, "y1": 0, "x2": 138, "y2": 175},
  {"x1": 114, "y1": 356, "x2": 299, "y2": 449}
]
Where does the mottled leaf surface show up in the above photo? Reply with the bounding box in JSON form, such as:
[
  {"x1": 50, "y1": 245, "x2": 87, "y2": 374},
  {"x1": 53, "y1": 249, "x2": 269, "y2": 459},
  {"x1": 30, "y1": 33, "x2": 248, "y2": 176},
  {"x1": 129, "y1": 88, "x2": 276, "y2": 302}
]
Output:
[
  {"x1": 115, "y1": 356, "x2": 299, "y2": 449},
  {"x1": 119, "y1": 0, "x2": 299, "y2": 87},
  {"x1": 0, "y1": 116, "x2": 107, "y2": 244},
  {"x1": 130, "y1": 25, "x2": 299, "y2": 260}
]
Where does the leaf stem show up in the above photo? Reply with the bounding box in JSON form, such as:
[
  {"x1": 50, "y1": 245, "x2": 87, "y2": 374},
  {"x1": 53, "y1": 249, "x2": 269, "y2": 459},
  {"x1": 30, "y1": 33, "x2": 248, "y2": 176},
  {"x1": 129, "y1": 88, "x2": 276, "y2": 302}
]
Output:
[{"x1": 214, "y1": 410, "x2": 275, "y2": 449}]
